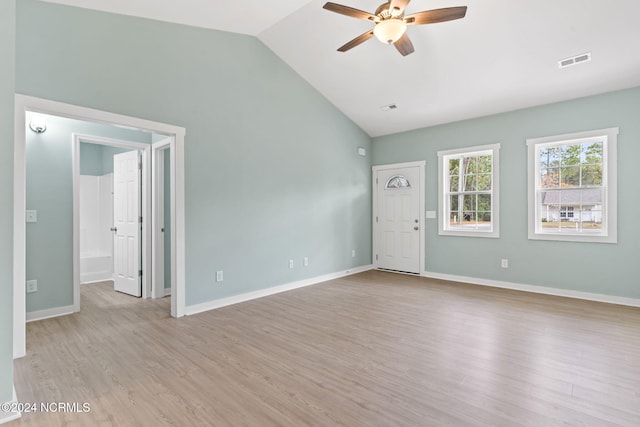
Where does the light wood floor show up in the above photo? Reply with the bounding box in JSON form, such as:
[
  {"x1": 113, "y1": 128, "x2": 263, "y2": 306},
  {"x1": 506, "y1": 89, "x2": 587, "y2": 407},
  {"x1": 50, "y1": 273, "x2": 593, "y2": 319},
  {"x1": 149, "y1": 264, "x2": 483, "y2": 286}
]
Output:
[{"x1": 12, "y1": 271, "x2": 640, "y2": 426}]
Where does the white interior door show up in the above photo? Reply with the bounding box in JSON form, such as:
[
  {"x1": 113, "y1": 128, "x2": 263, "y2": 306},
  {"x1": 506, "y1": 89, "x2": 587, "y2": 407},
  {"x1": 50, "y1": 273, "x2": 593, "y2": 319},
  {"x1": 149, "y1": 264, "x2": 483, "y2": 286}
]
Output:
[
  {"x1": 113, "y1": 150, "x2": 142, "y2": 297},
  {"x1": 376, "y1": 166, "x2": 421, "y2": 274}
]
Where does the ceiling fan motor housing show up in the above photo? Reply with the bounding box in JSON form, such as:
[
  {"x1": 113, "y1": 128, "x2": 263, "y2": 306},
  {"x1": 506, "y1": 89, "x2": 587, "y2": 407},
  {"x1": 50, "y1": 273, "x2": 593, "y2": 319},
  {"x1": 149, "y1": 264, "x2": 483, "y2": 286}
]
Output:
[{"x1": 375, "y1": 2, "x2": 394, "y2": 18}]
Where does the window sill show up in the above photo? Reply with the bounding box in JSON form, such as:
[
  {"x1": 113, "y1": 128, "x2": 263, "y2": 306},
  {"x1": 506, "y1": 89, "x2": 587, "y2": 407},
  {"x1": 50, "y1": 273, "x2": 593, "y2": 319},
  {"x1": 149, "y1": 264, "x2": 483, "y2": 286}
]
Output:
[
  {"x1": 528, "y1": 231, "x2": 616, "y2": 244},
  {"x1": 440, "y1": 230, "x2": 500, "y2": 238}
]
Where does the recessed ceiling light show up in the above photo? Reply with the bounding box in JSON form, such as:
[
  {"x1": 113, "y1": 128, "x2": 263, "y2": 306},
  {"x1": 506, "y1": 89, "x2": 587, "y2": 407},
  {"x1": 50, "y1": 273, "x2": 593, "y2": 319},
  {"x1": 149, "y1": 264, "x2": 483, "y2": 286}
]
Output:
[
  {"x1": 380, "y1": 104, "x2": 398, "y2": 111},
  {"x1": 558, "y1": 52, "x2": 591, "y2": 69}
]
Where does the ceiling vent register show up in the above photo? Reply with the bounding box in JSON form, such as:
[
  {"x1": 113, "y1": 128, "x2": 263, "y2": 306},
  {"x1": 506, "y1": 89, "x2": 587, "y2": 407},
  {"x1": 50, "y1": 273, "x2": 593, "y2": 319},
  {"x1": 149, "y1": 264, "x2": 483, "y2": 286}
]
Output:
[{"x1": 558, "y1": 52, "x2": 591, "y2": 69}]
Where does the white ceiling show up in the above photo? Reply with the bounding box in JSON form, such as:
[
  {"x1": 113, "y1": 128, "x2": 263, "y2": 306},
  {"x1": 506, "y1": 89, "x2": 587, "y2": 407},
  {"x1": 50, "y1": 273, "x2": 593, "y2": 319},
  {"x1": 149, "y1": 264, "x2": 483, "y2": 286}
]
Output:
[{"x1": 42, "y1": 0, "x2": 640, "y2": 137}]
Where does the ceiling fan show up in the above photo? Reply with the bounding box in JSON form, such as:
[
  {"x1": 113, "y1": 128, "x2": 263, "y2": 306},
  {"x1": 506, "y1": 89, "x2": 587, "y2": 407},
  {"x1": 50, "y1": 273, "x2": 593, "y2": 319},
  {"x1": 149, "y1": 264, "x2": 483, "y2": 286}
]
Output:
[{"x1": 323, "y1": 1, "x2": 467, "y2": 56}]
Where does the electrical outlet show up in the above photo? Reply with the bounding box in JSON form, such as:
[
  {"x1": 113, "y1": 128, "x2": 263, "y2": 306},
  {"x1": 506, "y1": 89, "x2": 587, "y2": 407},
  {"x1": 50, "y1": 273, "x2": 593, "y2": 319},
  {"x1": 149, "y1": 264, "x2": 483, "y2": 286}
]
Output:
[
  {"x1": 26, "y1": 210, "x2": 37, "y2": 223},
  {"x1": 501, "y1": 259, "x2": 509, "y2": 269},
  {"x1": 289, "y1": 259, "x2": 294, "y2": 269},
  {"x1": 216, "y1": 271, "x2": 223, "y2": 282},
  {"x1": 26, "y1": 280, "x2": 37, "y2": 293},
  {"x1": 352, "y1": 249, "x2": 356, "y2": 258},
  {"x1": 303, "y1": 257, "x2": 309, "y2": 267}
]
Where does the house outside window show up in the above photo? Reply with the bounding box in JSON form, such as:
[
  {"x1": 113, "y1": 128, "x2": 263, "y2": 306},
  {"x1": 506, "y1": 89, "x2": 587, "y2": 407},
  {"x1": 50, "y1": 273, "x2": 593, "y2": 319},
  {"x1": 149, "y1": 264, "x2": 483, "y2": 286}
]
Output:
[
  {"x1": 527, "y1": 127, "x2": 618, "y2": 243},
  {"x1": 438, "y1": 144, "x2": 500, "y2": 238}
]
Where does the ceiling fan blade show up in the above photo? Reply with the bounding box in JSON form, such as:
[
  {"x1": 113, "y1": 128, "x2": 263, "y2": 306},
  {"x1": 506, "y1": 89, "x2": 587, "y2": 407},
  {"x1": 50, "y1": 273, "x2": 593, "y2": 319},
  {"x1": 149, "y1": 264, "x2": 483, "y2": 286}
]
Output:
[
  {"x1": 393, "y1": 33, "x2": 415, "y2": 56},
  {"x1": 337, "y1": 30, "x2": 375, "y2": 52},
  {"x1": 389, "y1": 0, "x2": 411, "y2": 15},
  {"x1": 323, "y1": 2, "x2": 377, "y2": 21},
  {"x1": 404, "y1": 6, "x2": 467, "y2": 25}
]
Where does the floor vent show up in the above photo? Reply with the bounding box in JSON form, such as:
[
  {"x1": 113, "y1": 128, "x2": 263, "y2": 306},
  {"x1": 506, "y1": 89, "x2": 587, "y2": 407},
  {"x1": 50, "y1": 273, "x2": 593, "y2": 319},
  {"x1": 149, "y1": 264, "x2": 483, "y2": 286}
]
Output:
[{"x1": 558, "y1": 52, "x2": 591, "y2": 69}]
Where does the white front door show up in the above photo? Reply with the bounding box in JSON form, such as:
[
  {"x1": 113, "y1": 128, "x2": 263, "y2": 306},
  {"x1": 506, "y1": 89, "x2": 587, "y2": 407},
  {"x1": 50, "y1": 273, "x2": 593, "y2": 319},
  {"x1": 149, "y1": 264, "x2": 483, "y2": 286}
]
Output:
[
  {"x1": 375, "y1": 165, "x2": 421, "y2": 274},
  {"x1": 113, "y1": 150, "x2": 142, "y2": 297}
]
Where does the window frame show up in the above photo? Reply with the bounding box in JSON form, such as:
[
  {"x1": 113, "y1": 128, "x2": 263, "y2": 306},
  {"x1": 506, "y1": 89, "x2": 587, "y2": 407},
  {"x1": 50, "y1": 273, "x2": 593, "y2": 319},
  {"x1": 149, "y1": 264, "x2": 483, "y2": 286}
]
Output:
[
  {"x1": 438, "y1": 143, "x2": 500, "y2": 238},
  {"x1": 527, "y1": 127, "x2": 618, "y2": 243}
]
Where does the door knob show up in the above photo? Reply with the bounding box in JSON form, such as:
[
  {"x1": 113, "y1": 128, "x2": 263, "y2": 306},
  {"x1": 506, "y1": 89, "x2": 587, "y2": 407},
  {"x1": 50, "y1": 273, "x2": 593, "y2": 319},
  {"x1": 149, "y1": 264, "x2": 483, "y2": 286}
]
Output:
[
  {"x1": 110, "y1": 227, "x2": 117, "y2": 233},
  {"x1": 414, "y1": 226, "x2": 419, "y2": 231}
]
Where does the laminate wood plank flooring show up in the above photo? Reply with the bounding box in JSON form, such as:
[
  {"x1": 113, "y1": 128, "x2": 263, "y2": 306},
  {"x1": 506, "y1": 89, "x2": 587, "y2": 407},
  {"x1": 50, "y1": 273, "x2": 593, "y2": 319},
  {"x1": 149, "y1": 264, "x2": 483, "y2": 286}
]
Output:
[{"x1": 11, "y1": 271, "x2": 640, "y2": 426}]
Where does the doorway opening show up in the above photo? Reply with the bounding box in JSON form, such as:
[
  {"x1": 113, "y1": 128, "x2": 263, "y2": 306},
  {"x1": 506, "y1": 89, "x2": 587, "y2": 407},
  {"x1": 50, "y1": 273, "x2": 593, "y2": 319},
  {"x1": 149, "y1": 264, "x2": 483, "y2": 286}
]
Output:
[
  {"x1": 152, "y1": 139, "x2": 174, "y2": 299},
  {"x1": 14, "y1": 94, "x2": 186, "y2": 359},
  {"x1": 73, "y1": 134, "x2": 151, "y2": 309}
]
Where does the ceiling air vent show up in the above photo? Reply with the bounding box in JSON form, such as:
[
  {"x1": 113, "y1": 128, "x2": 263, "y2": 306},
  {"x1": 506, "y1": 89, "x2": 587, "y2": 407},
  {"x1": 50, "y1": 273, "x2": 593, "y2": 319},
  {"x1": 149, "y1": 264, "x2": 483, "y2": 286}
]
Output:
[
  {"x1": 380, "y1": 104, "x2": 398, "y2": 111},
  {"x1": 558, "y1": 52, "x2": 591, "y2": 69}
]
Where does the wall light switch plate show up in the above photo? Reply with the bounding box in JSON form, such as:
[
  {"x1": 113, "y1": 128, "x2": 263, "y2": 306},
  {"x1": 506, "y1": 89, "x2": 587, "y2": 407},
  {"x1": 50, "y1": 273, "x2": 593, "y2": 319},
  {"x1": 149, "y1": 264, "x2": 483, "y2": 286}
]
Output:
[
  {"x1": 303, "y1": 257, "x2": 309, "y2": 267},
  {"x1": 26, "y1": 210, "x2": 37, "y2": 223},
  {"x1": 289, "y1": 260, "x2": 294, "y2": 269},
  {"x1": 216, "y1": 271, "x2": 223, "y2": 282},
  {"x1": 357, "y1": 147, "x2": 367, "y2": 157}
]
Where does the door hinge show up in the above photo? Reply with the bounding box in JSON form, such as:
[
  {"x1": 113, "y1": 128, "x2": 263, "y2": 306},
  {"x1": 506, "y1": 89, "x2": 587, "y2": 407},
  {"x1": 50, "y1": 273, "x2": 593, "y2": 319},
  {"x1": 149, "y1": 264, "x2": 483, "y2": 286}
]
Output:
[
  {"x1": 139, "y1": 161, "x2": 142, "y2": 170},
  {"x1": 139, "y1": 270, "x2": 143, "y2": 277},
  {"x1": 376, "y1": 178, "x2": 378, "y2": 184},
  {"x1": 376, "y1": 216, "x2": 378, "y2": 223},
  {"x1": 139, "y1": 216, "x2": 143, "y2": 223},
  {"x1": 376, "y1": 254, "x2": 378, "y2": 261}
]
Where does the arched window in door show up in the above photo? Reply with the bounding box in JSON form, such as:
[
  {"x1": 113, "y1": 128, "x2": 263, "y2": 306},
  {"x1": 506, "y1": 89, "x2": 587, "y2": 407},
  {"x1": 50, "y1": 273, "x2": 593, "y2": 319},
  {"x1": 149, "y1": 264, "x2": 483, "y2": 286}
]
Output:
[{"x1": 385, "y1": 175, "x2": 411, "y2": 189}]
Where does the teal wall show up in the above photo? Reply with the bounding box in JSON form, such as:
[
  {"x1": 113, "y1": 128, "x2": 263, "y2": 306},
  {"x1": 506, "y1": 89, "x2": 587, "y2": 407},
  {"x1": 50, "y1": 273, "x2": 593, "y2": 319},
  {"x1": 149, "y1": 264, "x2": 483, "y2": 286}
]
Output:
[
  {"x1": 80, "y1": 142, "x2": 130, "y2": 176},
  {"x1": 373, "y1": 87, "x2": 640, "y2": 299},
  {"x1": 25, "y1": 113, "x2": 152, "y2": 313},
  {"x1": 0, "y1": 0, "x2": 15, "y2": 406},
  {"x1": 79, "y1": 142, "x2": 102, "y2": 175},
  {"x1": 16, "y1": 0, "x2": 372, "y2": 308}
]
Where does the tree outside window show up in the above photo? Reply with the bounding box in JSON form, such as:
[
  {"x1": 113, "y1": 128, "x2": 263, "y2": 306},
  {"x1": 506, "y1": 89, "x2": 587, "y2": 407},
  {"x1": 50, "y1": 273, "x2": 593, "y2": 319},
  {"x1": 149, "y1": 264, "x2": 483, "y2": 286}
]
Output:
[{"x1": 438, "y1": 144, "x2": 500, "y2": 238}]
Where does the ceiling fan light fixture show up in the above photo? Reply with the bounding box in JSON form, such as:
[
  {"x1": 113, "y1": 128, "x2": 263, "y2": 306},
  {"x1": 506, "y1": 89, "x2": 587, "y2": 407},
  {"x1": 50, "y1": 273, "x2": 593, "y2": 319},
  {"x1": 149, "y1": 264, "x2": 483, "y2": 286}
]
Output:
[
  {"x1": 373, "y1": 18, "x2": 407, "y2": 44},
  {"x1": 323, "y1": 2, "x2": 467, "y2": 55}
]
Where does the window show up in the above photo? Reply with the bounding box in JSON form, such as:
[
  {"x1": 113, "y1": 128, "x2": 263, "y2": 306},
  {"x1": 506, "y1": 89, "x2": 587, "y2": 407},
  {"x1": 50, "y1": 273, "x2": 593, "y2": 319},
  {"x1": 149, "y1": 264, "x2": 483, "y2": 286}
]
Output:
[
  {"x1": 438, "y1": 144, "x2": 500, "y2": 238},
  {"x1": 560, "y1": 206, "x2": 574, "y2": 219},
  {"x1": 527, "y1": 127, "x2": 618, "y2": 243},
  {"x1": 385, "y1": 175, "x2": 411, "y2": 189}
]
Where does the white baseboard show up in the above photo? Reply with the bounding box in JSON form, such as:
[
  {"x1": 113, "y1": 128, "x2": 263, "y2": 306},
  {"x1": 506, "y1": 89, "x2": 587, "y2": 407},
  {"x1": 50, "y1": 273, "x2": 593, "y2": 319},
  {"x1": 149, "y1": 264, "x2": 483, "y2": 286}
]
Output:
[
  {"x1": 80, "y1": 272, "x2": 113, "y2": 284},
  {"x1": 164, "y1": 287, "x2": 171, "y2": 297},
  {"x1": 26, "y1": 304, "x2": 76, "y2": 323},
  {"x1": 186, "y1": 264, "x2": 374, "y2": 316},
  {"x1": 0, "y1": 385, "x2": 21, "y2": 424},
  {"x1": 80, "y1": 277, "x2": 114, "y2": 285},
  {"x1": 422, "y1": 271, "x2": 640, "y2": 308}
]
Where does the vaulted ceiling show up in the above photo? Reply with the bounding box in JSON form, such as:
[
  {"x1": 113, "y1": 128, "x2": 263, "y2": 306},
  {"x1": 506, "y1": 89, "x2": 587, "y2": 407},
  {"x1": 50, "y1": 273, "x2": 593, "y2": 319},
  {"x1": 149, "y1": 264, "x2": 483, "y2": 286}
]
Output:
[{"x1": 41, "y1": 0, "x2": 640, "y2": 136}]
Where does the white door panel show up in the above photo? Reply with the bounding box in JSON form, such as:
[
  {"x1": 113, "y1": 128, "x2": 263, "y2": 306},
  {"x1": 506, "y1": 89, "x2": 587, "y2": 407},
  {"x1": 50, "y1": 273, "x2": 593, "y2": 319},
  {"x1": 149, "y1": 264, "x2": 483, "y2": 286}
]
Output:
[
  {"x1": 113, "y1": 150, "x2": 142, "y2": 297},
  {"x1": 376, "y1": 166, "x2": 421, "y2": 274}
]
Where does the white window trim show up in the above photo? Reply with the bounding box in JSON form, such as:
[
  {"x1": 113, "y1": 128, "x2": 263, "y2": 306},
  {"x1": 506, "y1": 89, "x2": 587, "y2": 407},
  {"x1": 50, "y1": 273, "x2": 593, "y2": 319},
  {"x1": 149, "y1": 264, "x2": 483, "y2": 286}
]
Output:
[
  {"x1": 438, "y1": 143, "x2": 500, "y2": 238},
  {"x1": 526, "y1": 127, "x2": 618, "y2": 243}
]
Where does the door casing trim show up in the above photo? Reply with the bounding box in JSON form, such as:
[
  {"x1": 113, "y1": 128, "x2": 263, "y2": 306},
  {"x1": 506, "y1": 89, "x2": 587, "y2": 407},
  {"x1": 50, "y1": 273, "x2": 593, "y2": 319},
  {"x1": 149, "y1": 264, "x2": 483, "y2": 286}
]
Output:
[
  {"x1": 14, "y1": 94, "x2": 187, "y2": 359},
  {"x1": 151, "y1": 139, "x2": 174, "y2": 300},
  {"x1": 72, "y1": 133, "x2": 151, "y2": 310}
]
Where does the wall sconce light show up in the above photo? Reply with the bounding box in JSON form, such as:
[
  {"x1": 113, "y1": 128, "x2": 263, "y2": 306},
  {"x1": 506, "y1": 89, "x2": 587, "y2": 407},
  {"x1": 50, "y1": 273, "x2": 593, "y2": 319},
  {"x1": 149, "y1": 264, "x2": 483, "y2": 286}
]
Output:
[{"x1": 29, "y1": 119, "x2": 47, "y2": 134}]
